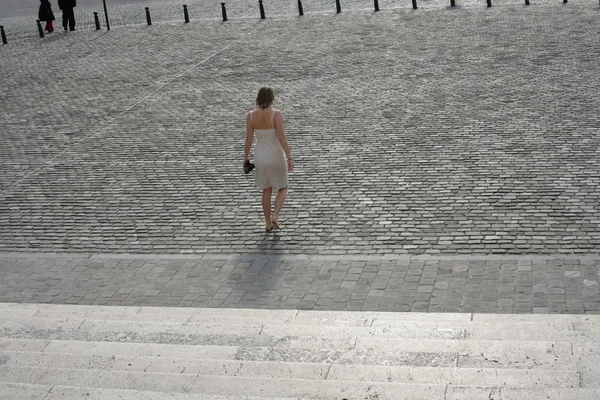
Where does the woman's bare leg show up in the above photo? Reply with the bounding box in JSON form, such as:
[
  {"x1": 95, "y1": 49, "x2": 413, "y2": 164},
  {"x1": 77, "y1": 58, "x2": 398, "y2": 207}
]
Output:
[
  {"x1": 262, "y1": 188, "x2": 273, "y2": 229},
  {"x1": 273, "y1": 187, "x2": 288, "y2": 226}
]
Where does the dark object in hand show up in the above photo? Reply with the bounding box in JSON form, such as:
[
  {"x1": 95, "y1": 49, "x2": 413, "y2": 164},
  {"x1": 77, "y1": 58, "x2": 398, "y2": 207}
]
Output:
[{"x1": 243, "y1": 160, "x2": 255, "y2": 174}]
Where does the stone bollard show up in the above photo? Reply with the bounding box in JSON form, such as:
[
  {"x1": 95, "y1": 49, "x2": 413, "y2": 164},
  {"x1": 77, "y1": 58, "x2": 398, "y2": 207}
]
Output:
[
  {"x1": 0, "y1": 25, "x2": 7, "y2": 45},
  {"x1": 412, "y1": 0, "x2": 417, "y2": 9},
  {"x1": 36, "y1": 20, "x2": 44, "y2": 38},
  {"x1": 221, "y1": 3, "x2": 228, "y2": 21},
  {"x1": 298, "y1": 0, "x2": 304, "y2": 15},
  {"x1": 259, "y1": 0, "x2": 266, "y2": 19},
  {"x1": 374, "y1": 0, "x2": 380, "y2": 11},
  {"x1": 183, "y1": 5, "x2": 190, "y2": 22},
  {"x1": 145, "y1": 7, "x2": 152, "y2": 25},
  {"x1": 336, "y1": 0, "x2": 341, "y2": 13},
  {"x1": 94, "y1": 12, "x2": 101, "y2": 29}
]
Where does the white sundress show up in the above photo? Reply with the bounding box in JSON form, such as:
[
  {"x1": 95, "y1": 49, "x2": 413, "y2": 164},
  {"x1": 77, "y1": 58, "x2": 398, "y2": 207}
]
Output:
[{"x1": 251, "y1": 110, "x2": 288, "y2": 191}]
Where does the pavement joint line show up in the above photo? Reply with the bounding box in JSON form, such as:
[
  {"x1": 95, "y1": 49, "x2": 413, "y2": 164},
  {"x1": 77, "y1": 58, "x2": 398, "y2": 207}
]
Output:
[
  {"x1": 0, "y1": 20, "x2": 263, "y2": 202},
  {"x1": 119, "y1": 22, "x2": 263, "y2": 116}
]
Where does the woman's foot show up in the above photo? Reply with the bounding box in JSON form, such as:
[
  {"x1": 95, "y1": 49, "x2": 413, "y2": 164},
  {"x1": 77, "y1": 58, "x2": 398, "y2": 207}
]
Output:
[
  {"x1": 265, "y1": 225, "x2": 273, "y2": 232},
  {"x1": 271, "y1": 217, "x2": 280, "y2": 230}
]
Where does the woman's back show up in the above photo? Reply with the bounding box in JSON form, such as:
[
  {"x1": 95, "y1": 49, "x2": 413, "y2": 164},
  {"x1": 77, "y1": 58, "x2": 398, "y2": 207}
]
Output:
[{"x1": 251, "y1": 108, "x2": 276, "y2": 130}]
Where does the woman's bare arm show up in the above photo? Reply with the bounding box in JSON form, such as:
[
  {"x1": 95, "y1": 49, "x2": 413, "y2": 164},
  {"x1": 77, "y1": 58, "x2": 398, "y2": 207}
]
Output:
[
  {"x1": 274, "y1": 111, "x2": 292, "y2": 160},
  {"x1": 244, "y1": 112, "x2": 254, "y2": 161},
  {"x1": 274, "y1": 111, "x2": 293, "y2": 172}
]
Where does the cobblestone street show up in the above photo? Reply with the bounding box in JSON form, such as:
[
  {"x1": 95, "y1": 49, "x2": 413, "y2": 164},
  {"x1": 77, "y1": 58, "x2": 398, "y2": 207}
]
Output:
[
  {"x1": 1, "y1": 2, "x2": 599, "y2": 312},
  {"x1": 2, "y1": 253, "x2": 600, "y2": 313},
  {"x1": 2, "y1": 6, "x2": 599, "y2": 255},
  {"x1": 0, "y1": 0, "x2": 598, "y2": 40}
]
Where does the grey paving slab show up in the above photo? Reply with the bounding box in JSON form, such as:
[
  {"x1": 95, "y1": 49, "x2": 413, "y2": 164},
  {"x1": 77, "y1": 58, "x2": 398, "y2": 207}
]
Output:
[
  {"x1": 0, "y1": 6, "x2": 599, "y2": 256},
  {"x1": 1, "y1": 253, "x2": 600, "y2": 313}
]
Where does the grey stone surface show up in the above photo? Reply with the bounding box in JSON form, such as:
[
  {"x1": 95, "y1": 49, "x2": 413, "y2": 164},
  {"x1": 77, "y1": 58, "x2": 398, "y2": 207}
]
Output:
[
  {"x1": 1, "y1": 253, "x2": 600, "y2": 313},
  {"x1": 0, "y1": 5, "x2": 599, "y2": 256},
  {"x1": 1, "y1": 303, "x2": 600, "y2": 399},
  {"x1": 0, "y1": 382, "x2": 52, "y2": 400},
  {"x1": 0, "y1": 0, "x2": 589, "y2": 40}
]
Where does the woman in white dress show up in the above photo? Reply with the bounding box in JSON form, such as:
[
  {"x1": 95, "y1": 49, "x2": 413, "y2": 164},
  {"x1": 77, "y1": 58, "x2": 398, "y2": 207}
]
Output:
[{"x1": 244, "y1": 87, "x2": 294, "y2": 232}]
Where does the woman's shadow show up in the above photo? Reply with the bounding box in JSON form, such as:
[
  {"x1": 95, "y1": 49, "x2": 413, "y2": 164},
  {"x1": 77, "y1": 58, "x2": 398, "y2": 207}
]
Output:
[{"x1": 222, "y1": 229, "x2": 290, "y2": 310}]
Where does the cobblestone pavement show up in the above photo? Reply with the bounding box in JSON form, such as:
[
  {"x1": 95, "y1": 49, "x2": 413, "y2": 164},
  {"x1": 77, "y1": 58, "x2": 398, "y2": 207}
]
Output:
[
  {"x1": 0, "y1": 0, "x2": 596, "y2": 41},
  {"x1": 1, "y1": 253, "x2": 600, "y2": 313},
  {"x1": 1, "y1": 3, "x2": 600, "y2": 316},
  {"x1": 2, "y1": 6, "x2": 600, "y2": 255}
]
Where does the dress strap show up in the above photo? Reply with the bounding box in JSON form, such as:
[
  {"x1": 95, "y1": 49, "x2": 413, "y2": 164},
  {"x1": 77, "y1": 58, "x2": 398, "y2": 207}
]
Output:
[{"x1": 271, "y1": 110, "x2": 275, "y2": 129}]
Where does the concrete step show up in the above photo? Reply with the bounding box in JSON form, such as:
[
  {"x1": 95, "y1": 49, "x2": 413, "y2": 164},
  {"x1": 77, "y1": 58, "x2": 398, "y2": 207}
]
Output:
[
  {"x1": 0, "y1": 366, "x2": 444, "y2": 399},
  {"x1": 4, "y1": 381, "x2": 600, "y2": 400},
  {"x1": 5, "y1": 314, "x2": 591, "y2": 346},
  {"x1": 500, "y1": 388, "x2": 600, "y2": 400},
  {"x1": 0, "y1": 303, "x2": 598, "y2": 399},
  {"x1": 445, "y1": 387, "x2": 600, "y2": 400},
  {"x1": 3, "y1": 305, "x2": 597, "y2": 342},
  {"x1": 0, "y1": 333, "x2": 575, "y2": 371},
  {"x1": 0, "y1": 382, "x2": 297, "y2": 400},
  {"x1": 0, "y1": 350, "x2": 578, "y2": 387},
  {"x1": 41, "y1": 339, "x2": 239, "y2": 359},
  {"x1": 189, "y1": 375, "x2": 444, "y2": 399},
  {"x1": 0, "y1": 382, "x2": 52, "y2": 400}
]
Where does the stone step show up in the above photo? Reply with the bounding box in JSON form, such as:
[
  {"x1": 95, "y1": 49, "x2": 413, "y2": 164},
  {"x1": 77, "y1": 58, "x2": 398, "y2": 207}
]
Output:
[
  {"x1": 0, "y1": 382, "x2": 52, "y2": 400},
  {"x1": 0, "y1": 334, "x2": 576, "y2": 371},
  {"x1": 5, "y1": 314, "x2": 588, "y2": 346},
  {"x1": 0, "y1": 382, "x2": 297, "y2": 400},
  {"x1": 0, "y1": 366, "x2": 199, "y2": 392},
  {"x1": 0, "y1": 350, "x2": 578, "y2": 387},
  {"x1": 188, "y1": 375, "x2": 446, "y2": 399},
  {"x1": 3, "y1": 306, "x2": 596, "y2": 340},
  {"x1": 4, "y1": 304, "x2": 595, "y2": 326},
  {"x1": 41, "y1": 339, "x2": 239, "y2": 359},
  {"x1": 0, "y1": 366, "x2": 444, "y2": 399},
  {"x1": 236, "y1": 344, "x2": 574, "y2": 370},
  {"x1": 326, "y1": 364, "x2": 578, "y2": 387},
  {"x1": 465, "y1": 328, "x2": 599, "y2": 342},
  {"x1": 1, "y1": 339, "x2": 575, "y2": 372},
  {"x1": 445, "y1": 387, "x2": 600, "y2": 400},
  {"x1": 4, "y1": 381, "x2": 600, "y2": 400},
  {"x1": 0, "y1": 304, "x2": 300, "y2": 319},
  {"x1": 0, "y1": 338, "x2": 49, "y2": 352},
  {"x1": 500, "y1": 388, "x2": 600, "y2": 400},
  {"x1": 0, "y1": 303, "x2": 598, "y2": 399},
  {"x1": 353, "y1": 338, "x2": 575, "y2": 370}
]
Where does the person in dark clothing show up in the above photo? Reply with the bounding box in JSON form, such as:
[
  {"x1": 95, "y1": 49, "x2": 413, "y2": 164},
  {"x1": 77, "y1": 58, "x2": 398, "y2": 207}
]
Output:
[
  {"x1": 38, "y1": 0, "x2": 56, "y2": 33},
  {"x1": 57, "y1": 0, "x2": 76, "y2": 31}
]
